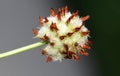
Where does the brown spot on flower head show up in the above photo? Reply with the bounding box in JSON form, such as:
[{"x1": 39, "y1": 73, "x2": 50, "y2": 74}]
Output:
[
  {"x1": 67, "y1": 32, "x2": 73, "y2": 36},
  {"x1": 74, "y1": 23, "x2": 85, "y2": 32},
  {"x1": 39, "y1": 16, "x2": 43, "y2": 26},
  {"x1": 79, "y1": 50, "x2": 84, "y2": 55},
  {"x1": 41, "y1": 34, "x2": 49, "y2": 40},
  {"x1": 59, "y1": 35, "x2": 66, "y2": 40},
  {"x1": 64, "y1": 44, "x2": 69, "y2": 51},
  {"x1": 79, "y1": 23, "x2": 85, "y2": 30},
  {"x1": 61, "y1": 7, "x2": 65, "y2": 16},
  {"x1": 74, "y1": 42, "x2": 78, "y2": 46},
  {"x1": 62, "y1": 51, "x2": 75, "y2": 57},
  {"x1": 42, "y1": 50, "x2": 47, "y2": 55},
  {"x1": 32, "y1": 29, "x2": 38, "y2": 36},
  {"x1": 69, "y1": 51, "x2": 75, "y2": 55},
  {"x1": 83, "y1": 51, "x2": 89, "y2": 56},
  {"x1": 75, "y1": 10, "x2": 79, "y2": 16},
  {"x1": 81, "y1": 31, "x2": 89, "y2": 36},
  {"x1": 65, "y1": 6, "x2": 68, "y2": 13},
  {"x1": 50, "y1": 22, "x2": 58, "y2": 31},
  {"x1": 57, "y1": 11, "x2": 61, "y2": 20},
  {"x1": 44, "y1": 17, "x2": 49, "y2": 23},
  {"x1": 87, "y1": 40, "x2": 92, "y2": 45},
  {"x1": 58, "y1": 8, "x2": 61, "y2": 14},
  {"x1": 50, "y1": 8, "x2": 56, "y2": 17},
  {"x1": 50, "y1": 42, "x2": 55, "y2": 46},
  {"x1": 61, "y1": 51, "x2": 67, "y2": 54},
  {"x1": 64, "y1": 53, "x2": 72, "y2": 59},
  {"x1": 73, "y1": 55, "x2": 80, "y2": 60},
  {"x1": 46, "y1": 56, "x2": 52, "y2": 62},
  {"x1": 66, "y1": 14, "x2": 75, "y2": 24},
  {"x1": 81, "y1": 15, "x2": 90, "y2": 22},
  {"x1": 83, "y1": 45, "x2": 91, "y2": 49},
  {"x1": 74, "y1": 27, "x2": 81, "y2": 32}
]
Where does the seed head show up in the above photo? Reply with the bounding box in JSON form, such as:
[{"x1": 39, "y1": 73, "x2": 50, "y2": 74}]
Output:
[{"x1": 33, "y1": 6, "x2": 91, "y2": 62}]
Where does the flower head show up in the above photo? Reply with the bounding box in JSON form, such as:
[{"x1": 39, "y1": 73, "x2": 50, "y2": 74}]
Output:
[{"x1": 32, "y1": 6, "x2": 92, "y2": 62}]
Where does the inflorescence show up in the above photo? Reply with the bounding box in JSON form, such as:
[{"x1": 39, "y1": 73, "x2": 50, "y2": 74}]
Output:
[{"x1": 32, "y1": 6, "x2": 92, "y2": 62}]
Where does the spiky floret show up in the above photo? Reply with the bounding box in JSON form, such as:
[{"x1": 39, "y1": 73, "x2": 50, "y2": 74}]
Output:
[{"x1": 33, "y1": 6, "x2": 91, "y2": 62}]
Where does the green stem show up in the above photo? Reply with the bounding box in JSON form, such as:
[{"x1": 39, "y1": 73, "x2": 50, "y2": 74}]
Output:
[{"x1": 0, "y1": 41, "x2": 48, "y2": 58}]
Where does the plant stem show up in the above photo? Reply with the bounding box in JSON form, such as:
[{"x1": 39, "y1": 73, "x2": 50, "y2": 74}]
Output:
[{"x1": 0, "y1": 41, "x2": 48, "y2": 58}]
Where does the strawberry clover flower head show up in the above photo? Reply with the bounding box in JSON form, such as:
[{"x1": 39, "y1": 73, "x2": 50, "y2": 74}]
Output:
[{"x1": 33, "y1": 6, "x2": 92, "y2": 62}]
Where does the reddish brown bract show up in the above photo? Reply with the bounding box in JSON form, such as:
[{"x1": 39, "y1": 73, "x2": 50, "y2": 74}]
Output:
[
  {"x1": 83, "y1": 51, "x2": 89, "y2": 56},
  {"x1": 66, "y1": 14, "x2": 75, "y2": 24},
  {"x1": 81, "y1": 31, "x2": 89, "y2": 36},
  {"x1": 42, "y1": 50, "x2": 47, "y2": 55},
  {"x1": 74, "y1": 42, "x2": 78, "y2": 46},
  {"x1": 50, "y1": 8, "x2": 56, "y2": 17},
  {"x1": 87, "y1": 40, "x2": 92, "y2": 45},
  {"x1": 57, "y1": 11, "x2": 61, "y2": 20},
  {"x1": 81, "y1": 15, "x2": 90, "y2": 22},
  {"x1": 50, "y1": 42, "x2": 55, "y2": 46},
  {"x1": 46, "y1": 56, "x2": 52, "y2": 62},
  {"x1": 74, "y1": 27, "x2": 81, "y2": 32},
  {"x1": 75, "y1": 10, "x2": 79, "y2": 16},
  {"x1": 83, "y1": 45, "x2": 91, "y2": 49},
  {"x1": 59, "y1": 35, "x2": 66, "y2": 40},
  {"x1": 50, "y1": 22, "x2": 58, "y2": 31},
  {"x1": 39, "y1": 16, "x2": 43, "y2": 26},
  {"x1": 73, "y1": 55, "x2": 80, "y2": 60},
  {"x1": 32, "y1": 29, "x2": 38, "y2": 36},
  {"x1": 61, "y1": 7, "x2": 65, "y2": 16},
  {"x1": 40, "y1": 34, "x2": 49, "y2": 40},
  {"x1": 64, "y1": 44, "x2": 69, "y2": 51},
  {"x1": 44, "y1": 17, "x2": 49, "y2": 23},
  {"x1": 65, "y1": 6, "x2": 68, "y2": 13},
  {"x1": 67, "y1": 32, "x2": 73, "y2": 36}
]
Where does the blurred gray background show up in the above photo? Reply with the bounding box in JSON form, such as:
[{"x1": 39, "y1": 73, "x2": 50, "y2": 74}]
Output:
[{"x1": 0, "y1": 0, "x2": 101, "y2": 76}]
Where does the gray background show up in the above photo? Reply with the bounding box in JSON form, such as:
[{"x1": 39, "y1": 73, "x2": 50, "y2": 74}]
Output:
[{"x1": 0, "y1": 0, "x2": 101, "y2": 76}]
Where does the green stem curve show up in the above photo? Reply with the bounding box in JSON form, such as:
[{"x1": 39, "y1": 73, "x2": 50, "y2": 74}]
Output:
[{"x1": 0, "y1": 41, "x2": 48, "y2": 58}]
